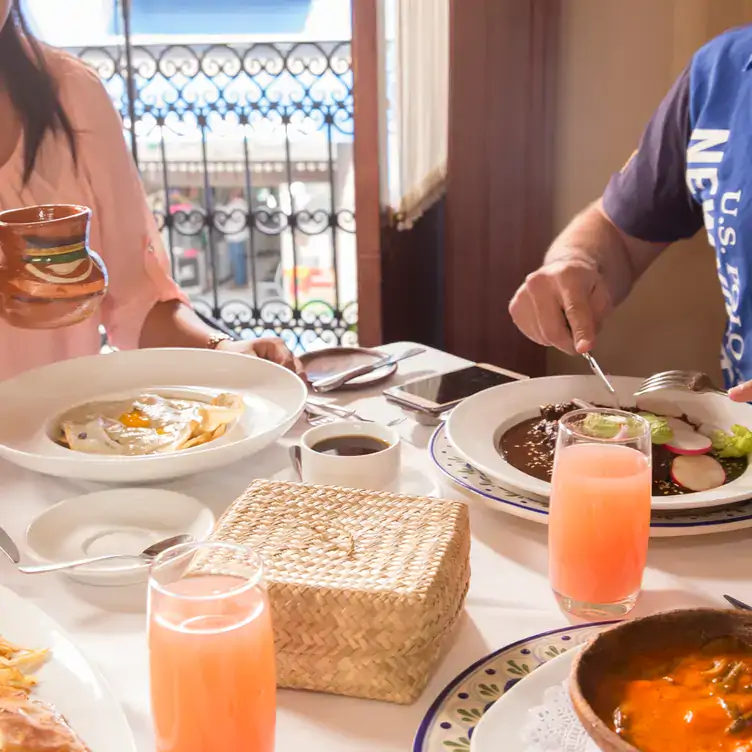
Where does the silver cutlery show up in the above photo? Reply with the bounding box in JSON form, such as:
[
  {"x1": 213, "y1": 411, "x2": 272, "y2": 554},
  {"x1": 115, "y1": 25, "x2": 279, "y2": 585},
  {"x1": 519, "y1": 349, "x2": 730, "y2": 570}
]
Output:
[
  {"x1": 724, "y1": 594, "x2": 752, "y2": 611},
  {"x1": 18, "y1": 533, "x2": 192, "y2": 574},
  {"x1": 307, "y1": 412, "x2": 405, "y2": 428},
  {"x1": 0, "y1": 525, "x2": 20, "y2": 564},
  {"x1": 635, "y1": 370, "x2": 728, "y2": 398},
  {"x1": 305, "y1": 399, "x2": 405, "y2": 427},
  {"x1": 581, "y1": 352, "x2": 619, "y2": 404},
  {"x1": 305, "y1": 399, "x2": 357, "y2": 421},
  {"x1": 289, "y1": 445, "x2": 303, "y2": 479},
  {"x1": 310, "y1": 347, "x2": 425, "y2": 393}
]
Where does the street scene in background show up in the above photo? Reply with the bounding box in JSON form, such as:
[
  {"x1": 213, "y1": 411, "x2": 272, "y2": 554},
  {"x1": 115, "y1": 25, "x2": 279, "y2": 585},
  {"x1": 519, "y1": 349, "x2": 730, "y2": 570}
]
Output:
[{"x1": 27, "y1": 0, "x2": 356, "y2": 352}]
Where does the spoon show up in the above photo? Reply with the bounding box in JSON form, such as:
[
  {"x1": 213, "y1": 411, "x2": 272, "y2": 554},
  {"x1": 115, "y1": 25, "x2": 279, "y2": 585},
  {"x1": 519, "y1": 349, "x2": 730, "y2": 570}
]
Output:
[
  {"x1": 724, "y1": 594, "x2": 752, "y2": 611},
  {"x1": 18, "y1": 534, "x2": 194, "y2": 574},
  {"x1": 289, "y1": 445, "x2": 303, "y2": 480}
]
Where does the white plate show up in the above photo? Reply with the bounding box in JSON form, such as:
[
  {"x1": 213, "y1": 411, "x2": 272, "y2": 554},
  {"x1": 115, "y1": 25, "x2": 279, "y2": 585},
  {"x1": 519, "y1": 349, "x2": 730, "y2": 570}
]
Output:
[
  {"x1": 26, "y1": 488, "x2": 215, "y2": 586},
  {"x1": 430, "y1": 423, "x2": 752, "y2": 537},
  {"x1": 0, "y1": 585, "x2": 135, "y2": 751},
  {"x1": 0, "y1": 348, "x2": 307, "y2": 483},
  {"x1": 471, "y1": 645, "x2": 582, "y2": 751},
  {"x1": 446, "y1": 375, "x2": 752, "y2": 510},
  {"x1": 412, "y1": 622, "x2": 603, "y2": 752}
]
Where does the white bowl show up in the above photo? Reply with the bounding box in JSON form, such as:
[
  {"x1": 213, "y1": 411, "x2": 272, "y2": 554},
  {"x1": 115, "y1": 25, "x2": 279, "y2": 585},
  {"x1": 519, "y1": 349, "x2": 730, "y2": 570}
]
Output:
[
  {"x1": 446, "y1": 374, "x2": 752, "y2": 510},
  {"x1": 25, "y1": 488, "x2": 215, "y2": 586},
  {"x1": 0, "y1": 348, "x2": 307, "y2": 483}
]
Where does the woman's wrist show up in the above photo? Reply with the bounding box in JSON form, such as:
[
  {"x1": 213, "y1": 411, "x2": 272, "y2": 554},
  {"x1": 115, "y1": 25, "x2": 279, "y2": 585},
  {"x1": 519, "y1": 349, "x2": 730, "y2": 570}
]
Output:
[{"x1": 206, "y1": 332, "x2": 233, "y2": 350}]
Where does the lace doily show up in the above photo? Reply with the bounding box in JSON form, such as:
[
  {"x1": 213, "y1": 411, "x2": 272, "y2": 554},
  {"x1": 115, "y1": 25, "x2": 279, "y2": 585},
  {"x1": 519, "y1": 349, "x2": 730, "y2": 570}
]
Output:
[{"x1": 520, "y1": 682, "x2": 599, "y2": 752}]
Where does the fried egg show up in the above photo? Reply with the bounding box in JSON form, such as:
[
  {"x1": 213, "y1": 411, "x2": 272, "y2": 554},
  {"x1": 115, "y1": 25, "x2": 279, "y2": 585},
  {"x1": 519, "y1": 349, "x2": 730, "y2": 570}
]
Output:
[{"x1": 57, "y1": 392, "x2": 244, "y2": 456}]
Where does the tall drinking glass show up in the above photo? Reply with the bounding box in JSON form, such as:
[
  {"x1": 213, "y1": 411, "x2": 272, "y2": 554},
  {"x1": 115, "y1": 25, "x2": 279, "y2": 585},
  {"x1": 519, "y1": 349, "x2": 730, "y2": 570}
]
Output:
[
  {"x1": 148, "y1": 542, "x2": 276, "y2": 752},
  {"x1": 548, "y1": 408, "x2": 652, "y2": 620}
]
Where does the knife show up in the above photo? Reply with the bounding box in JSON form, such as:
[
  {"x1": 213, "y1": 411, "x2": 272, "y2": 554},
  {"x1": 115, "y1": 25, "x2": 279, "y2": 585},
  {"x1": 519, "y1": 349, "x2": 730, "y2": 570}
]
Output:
[
  {"x1": 563, "y1": 318, "x2": 619, "y2": 404},
  {"x1": 724, "y1": 594, "x2": 752, "y2": 611},
  {"x1": 0, "y1": 526, "x2": 20, "y2": 564},
  {"x1": 310, "y1": 347, "x2": 425, "y2": 393},
  {"x1": 581, "y1": 352, "x2": 619, "y2": 405}
]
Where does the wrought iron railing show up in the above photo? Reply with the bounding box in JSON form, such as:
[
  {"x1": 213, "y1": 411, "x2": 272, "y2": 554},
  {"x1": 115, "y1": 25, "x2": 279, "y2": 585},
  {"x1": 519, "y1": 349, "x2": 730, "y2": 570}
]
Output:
[{"x1": 67, "y1": 38, "x2": 357, "y2": 351}]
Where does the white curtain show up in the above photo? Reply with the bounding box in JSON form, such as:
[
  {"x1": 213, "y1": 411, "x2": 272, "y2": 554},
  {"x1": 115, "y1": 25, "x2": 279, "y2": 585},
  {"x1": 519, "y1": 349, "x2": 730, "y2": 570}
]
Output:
[{"x1": 389, "y1": 0, "x2": 450, "y2": 229}]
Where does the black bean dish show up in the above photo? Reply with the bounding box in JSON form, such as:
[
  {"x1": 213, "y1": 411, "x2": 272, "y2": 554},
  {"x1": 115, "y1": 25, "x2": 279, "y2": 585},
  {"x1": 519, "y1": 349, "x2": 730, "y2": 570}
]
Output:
[{"x1": 499, "y1": 402, "x2": 749, "y2": 497}]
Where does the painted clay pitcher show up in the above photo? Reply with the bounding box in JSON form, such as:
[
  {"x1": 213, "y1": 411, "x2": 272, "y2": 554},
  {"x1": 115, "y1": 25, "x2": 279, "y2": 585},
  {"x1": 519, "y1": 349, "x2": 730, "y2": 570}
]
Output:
[{"x1": 0, "y1": 204, "x2": 108, "y2": 329}]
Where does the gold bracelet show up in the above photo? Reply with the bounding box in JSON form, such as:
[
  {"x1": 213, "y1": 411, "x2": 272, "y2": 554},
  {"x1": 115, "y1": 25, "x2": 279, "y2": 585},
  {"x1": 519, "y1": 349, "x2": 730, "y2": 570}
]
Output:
[{"x1": 206, "y1": 332, "x2": 232, "y2": 350}]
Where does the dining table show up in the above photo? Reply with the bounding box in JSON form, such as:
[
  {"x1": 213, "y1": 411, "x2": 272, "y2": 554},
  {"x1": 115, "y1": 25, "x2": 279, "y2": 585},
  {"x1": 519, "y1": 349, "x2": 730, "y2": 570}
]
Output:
[{"x1": 1, "y1": 341, "x2": 750, "y2": 751}]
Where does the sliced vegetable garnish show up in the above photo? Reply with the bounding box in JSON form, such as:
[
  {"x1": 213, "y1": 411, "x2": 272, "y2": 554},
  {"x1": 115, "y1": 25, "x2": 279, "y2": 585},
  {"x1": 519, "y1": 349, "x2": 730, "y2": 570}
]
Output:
[
  {"x1": 711, "y1": 424, "x2": 752, "y2": 458},
  {"x1": 666, "y1": 428, "x2": 712, "y2": 456},
  {"x1": 580, "y1": 413, "x2": 641, "y2": 440},
  {"x1": 638, "y1": 412, "x2": 674, "y2": 445},
  {"x1": 671, "y1": 455, "x2": 727, "y2": 492}
]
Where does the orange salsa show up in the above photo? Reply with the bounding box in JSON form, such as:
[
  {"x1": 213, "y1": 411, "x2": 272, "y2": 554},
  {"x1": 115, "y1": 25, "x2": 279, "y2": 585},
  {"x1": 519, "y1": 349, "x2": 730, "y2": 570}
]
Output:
[{"x1": 596, "y1": 637, "x2": 752, "y2": 751}]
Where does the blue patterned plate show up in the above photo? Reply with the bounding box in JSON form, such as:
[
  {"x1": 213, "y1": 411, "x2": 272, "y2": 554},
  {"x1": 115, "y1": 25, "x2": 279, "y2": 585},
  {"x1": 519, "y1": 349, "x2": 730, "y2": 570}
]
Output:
[
  {"x1": 430, "y1": 423, "x2": 752, "y2": 537},
  {"x1": 412, "y1": 623, "x2": 605, "y2": 752}
]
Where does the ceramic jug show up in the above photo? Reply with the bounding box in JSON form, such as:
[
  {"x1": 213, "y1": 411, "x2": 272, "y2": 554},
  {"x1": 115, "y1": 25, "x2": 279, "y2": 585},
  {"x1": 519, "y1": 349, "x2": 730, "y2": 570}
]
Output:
[{"x1": 0, "y1": 204, "x2": 108, "y2": 329}]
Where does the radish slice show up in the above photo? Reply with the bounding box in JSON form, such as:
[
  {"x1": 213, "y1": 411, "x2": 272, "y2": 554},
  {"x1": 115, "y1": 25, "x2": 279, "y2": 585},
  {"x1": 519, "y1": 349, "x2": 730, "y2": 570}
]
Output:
[
  {"x1": 666, "y1": 429, "x2": 712, "y2": 455},
  {"x1": 666, "y1": 417, "x2": 696, "y2": 434},
  {"x1": 671, "y1": 455, "x2": 726, "y2": 491}
]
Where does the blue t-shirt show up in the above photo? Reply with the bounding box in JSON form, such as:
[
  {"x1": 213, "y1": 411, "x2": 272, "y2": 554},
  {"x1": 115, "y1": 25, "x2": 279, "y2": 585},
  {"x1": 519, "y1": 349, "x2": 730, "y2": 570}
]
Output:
[{"x1": 603, "y1": 26, "x2": 752, "y2": 389}]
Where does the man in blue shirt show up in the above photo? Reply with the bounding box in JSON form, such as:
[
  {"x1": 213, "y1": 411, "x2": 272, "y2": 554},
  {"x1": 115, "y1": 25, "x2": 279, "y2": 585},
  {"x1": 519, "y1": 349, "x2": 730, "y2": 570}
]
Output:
[{"x1": 510, "y1": 26, "x2": 752, "y2": 401}]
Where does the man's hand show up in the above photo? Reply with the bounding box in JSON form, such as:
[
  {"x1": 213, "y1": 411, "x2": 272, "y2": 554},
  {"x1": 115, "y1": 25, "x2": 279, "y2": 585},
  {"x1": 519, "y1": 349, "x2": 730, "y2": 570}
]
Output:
[
  {"x1": 217, "y1": 337, "x2": 305, "y2": 376},
  {"x1": 508, "y1": 257, "x2": 613, "y2": 354},
  {"x1": 729, "y1": 381, "x2": 752, "y2": 402}
]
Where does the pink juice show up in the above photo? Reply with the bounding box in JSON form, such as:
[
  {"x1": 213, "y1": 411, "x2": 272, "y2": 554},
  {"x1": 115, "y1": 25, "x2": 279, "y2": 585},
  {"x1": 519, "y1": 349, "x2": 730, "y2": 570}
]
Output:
[
  {"x1": 549, "y1": 442, "x2": 651, "y2": 605},
  {"x1": 149, "y1": 574, "x2": 276, "y2": 752}
]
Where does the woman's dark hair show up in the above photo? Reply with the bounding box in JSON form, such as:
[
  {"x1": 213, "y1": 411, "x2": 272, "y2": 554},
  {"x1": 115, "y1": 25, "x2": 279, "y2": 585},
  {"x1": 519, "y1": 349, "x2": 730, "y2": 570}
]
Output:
[{"x1": 0, "y1": 1, "x2": 76, "y2": 182}]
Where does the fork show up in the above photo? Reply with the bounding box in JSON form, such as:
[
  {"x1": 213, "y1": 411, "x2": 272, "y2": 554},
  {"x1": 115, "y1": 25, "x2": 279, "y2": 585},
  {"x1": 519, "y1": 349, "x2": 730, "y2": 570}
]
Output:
[
  {"x1": 304, "y1": 400, "x2": 405, "y2": 427},
  {"x1": 634, "y1": 370, "x2": 728, "y2": 398},
  {"x1": 307, "y1": 412, "x2": 405, "y2": 428}
]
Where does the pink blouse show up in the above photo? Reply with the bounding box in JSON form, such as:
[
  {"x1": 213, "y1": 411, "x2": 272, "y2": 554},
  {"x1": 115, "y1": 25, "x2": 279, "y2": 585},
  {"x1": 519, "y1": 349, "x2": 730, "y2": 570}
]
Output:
[{"x1": 0, "y1": 48, "x2": 188, "y2": 381}]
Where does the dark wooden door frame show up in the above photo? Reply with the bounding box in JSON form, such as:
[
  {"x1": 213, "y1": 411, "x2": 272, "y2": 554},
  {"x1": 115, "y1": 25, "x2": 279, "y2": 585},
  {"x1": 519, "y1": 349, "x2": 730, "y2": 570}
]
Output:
[
  {"x1": 443, "y1": 0, "x2": 560, "y2": 375},
  {"x1": 351, "y1": 0, "x2": 383, "y2": 347},
  {"x1": 352, "y1": 0, "x2": 560, "y2": 359}
]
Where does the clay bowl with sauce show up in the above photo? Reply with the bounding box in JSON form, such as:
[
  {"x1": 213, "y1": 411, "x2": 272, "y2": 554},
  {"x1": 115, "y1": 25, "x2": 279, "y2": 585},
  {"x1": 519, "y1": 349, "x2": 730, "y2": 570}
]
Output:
[{"x1": 570, "y1": 608, "x2": 752, "y2": 751}]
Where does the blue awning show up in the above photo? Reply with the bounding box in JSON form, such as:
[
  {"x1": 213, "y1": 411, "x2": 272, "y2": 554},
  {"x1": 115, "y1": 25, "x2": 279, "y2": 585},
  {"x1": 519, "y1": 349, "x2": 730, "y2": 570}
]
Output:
[{"x1": 126, "y1": 0, "x2": 312, "y2": 36}]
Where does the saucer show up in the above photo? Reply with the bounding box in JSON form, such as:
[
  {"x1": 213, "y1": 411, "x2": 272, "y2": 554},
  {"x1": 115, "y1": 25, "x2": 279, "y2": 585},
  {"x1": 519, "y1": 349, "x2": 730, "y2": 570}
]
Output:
[{"x1": 25, "y1": 488, "x2": 215, "y2": 586}]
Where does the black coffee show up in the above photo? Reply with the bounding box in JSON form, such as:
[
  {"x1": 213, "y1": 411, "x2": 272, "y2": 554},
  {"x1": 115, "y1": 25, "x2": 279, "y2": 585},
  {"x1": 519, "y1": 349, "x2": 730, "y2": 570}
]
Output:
[{"x1": 311, "y1": 435, "x2": 391, "y2": 457}]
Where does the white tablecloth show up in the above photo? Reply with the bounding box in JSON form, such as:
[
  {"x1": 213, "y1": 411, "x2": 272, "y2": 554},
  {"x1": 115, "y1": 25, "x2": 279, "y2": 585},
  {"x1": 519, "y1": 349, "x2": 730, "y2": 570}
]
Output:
[{"x1": 1, "y1": 342, "x2": 750, "y2": 751}]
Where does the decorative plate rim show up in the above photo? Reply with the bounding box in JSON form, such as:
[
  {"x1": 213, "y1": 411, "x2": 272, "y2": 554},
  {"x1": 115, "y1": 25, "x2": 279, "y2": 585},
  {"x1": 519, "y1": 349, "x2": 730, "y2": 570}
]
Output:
[
  {"x1": 430, "y1": 423, "x2": 752, "y2": 529},
  {"x1": 430, "y1": 423, "x2": 547, "y2": 516},
  {"x1": 412, "y1": 621, "x2": 610, "y2": 752}
]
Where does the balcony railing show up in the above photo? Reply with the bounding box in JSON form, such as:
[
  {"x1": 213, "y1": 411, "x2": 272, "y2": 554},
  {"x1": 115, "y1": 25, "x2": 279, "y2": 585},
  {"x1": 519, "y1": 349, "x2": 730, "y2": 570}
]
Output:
[{"x1": 67, "y1": 38, "x2": 357, "y2": 352}]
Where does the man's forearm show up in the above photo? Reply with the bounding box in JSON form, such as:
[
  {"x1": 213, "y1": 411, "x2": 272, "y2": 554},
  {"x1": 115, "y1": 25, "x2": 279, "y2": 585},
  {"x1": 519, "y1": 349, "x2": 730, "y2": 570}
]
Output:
[{"x1": 545, "y1": 200, "x2": 668, "y2": 308}]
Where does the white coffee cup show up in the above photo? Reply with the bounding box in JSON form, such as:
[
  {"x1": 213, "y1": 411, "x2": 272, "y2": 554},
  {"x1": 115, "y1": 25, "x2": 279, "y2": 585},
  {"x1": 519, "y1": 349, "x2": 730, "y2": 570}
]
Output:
[{"x1": 299, "y1": 420, "x2": 401, "y2": 491}]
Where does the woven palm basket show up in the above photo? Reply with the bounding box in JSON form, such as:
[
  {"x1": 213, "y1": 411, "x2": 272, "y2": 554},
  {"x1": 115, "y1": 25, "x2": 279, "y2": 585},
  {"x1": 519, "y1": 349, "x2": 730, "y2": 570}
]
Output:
[{"x1": 208, "y1": 479, "x2": 470, "y2": 704}]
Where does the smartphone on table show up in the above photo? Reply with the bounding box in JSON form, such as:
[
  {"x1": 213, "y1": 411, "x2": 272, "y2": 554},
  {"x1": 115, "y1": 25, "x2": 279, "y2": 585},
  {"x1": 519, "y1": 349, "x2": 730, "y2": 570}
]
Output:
[{"x1": 383, "y1": 363, "x2": 527, "y2": 416}]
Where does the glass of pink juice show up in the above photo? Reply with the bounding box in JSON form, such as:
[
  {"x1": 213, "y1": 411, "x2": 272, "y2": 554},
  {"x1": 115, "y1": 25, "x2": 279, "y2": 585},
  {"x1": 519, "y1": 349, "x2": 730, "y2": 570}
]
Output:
[
  {"x1": 148, "y1": 542, "x2": 276, "y2": 752},
  {"x1": 548, "y1": 408, "x2": 652, "y2": 620}
]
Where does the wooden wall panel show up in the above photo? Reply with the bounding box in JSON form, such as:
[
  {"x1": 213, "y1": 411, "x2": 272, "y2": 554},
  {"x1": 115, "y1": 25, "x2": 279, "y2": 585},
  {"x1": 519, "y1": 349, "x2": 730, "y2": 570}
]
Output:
[{"x1": 444, "y1": 0, "x2": 560, "y2": 375}]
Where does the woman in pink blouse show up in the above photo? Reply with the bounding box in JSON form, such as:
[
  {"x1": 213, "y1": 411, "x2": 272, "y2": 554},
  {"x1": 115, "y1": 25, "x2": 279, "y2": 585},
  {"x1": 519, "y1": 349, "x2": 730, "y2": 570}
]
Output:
[{"x1": 0, "y1": 1, "x2": 299, "y2": 381}]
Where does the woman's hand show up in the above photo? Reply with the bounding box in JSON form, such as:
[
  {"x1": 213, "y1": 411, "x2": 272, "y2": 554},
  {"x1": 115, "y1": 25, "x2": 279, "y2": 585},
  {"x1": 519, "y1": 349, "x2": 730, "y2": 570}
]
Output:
[
  {"x1": 729, "y1": 381, "x2": 752, "y2": 403},
  {"x1": 139, "y1": 302, "x2": 305, "y2": 377},
  {"x1": 216, "y1": 336, "x2": 304, "y2": 376}
]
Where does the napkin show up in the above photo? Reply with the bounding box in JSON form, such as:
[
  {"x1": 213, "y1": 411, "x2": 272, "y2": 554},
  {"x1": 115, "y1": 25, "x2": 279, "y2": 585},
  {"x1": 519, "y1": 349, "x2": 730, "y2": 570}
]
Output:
[{"x1": 520, "y1": 681, "x2": 599, "y2": 752}]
